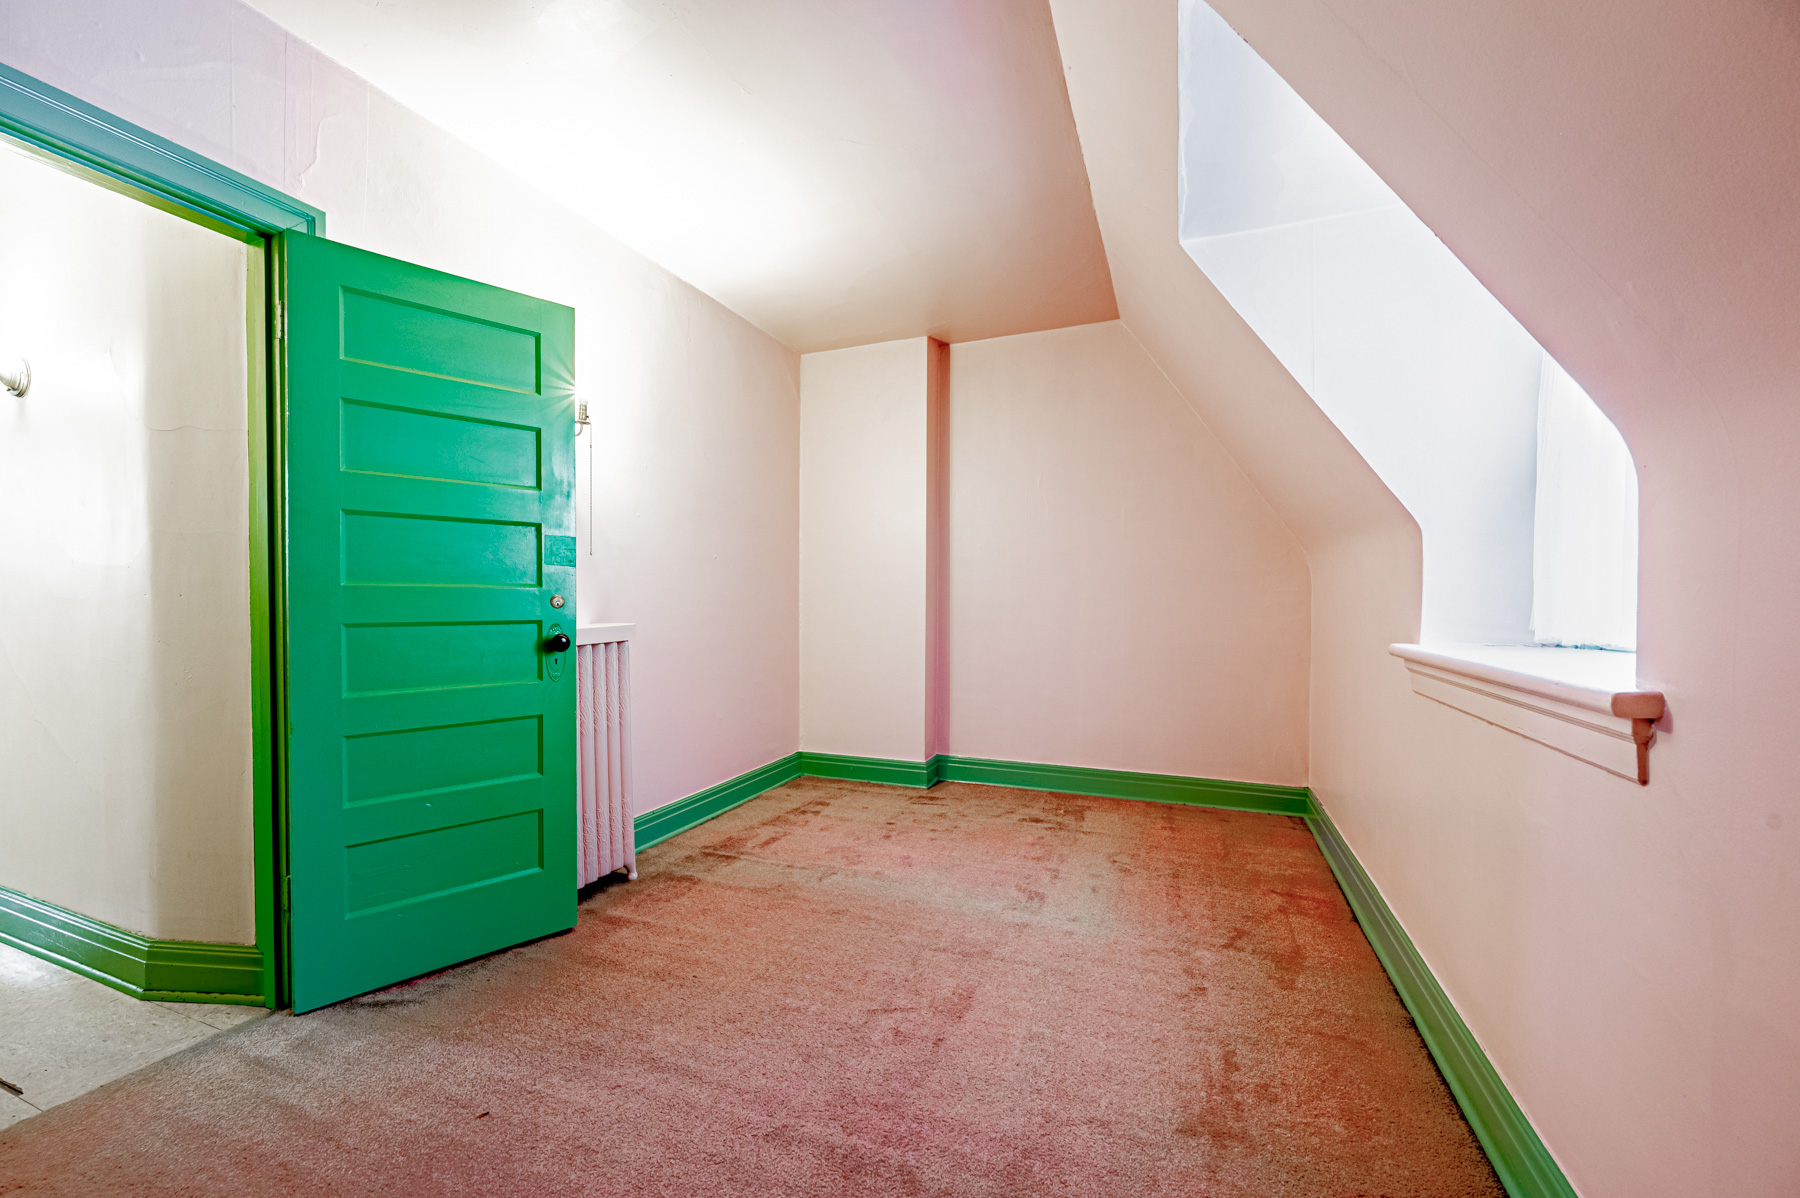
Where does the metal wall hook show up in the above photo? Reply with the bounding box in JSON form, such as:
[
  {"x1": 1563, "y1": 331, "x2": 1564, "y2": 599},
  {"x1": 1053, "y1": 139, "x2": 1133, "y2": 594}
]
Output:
[{"x1": 0, "y1": 359, "x2": 27, "y2": 398}]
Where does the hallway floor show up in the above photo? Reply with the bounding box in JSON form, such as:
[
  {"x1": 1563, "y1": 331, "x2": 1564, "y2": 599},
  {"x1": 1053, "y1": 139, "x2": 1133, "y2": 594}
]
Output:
[
  {"x1": 0, "y1": 942, "x2": 267, "y2": 1130},
  {"x1": 0, "y1": 779, "x2": 1501, "y2": 1196}
]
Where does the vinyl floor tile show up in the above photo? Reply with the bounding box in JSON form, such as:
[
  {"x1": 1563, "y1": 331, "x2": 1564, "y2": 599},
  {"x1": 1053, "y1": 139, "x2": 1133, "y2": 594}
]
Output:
[
  {"x1": 0, "y1": 942, "x2": 267, "y2": 1118},
  {"x1": 150, "y1": 1001, "x2": 271, "y2": 1032},
  {"x1": 0, "y1": 1085, "x2": 37, "y2": 1130}
]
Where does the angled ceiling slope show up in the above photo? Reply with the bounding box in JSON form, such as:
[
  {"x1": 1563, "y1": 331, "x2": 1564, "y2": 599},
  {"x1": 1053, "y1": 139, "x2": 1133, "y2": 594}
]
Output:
[
  {"x1": 1046, "y1": 0, "x2": 1405, "y2": 561},
  {"x1": 243, "y1": 0, "x2": 1118, "y2": 352}
]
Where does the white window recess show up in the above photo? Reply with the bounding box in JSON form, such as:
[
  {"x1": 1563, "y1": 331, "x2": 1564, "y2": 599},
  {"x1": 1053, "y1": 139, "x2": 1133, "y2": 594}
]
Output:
[
  {"x1": 1390, "y1": 644, "x2": 1664, "y2": 784},
  {"x1": 1531, "y1": 355, "x2": 1639, "y2": 651}
]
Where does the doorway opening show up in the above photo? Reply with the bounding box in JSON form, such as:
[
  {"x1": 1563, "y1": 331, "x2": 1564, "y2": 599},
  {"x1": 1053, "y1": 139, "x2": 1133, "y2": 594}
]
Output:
[{"x1": 0, "y1": 67, "x2": 319, "y2": 1121}]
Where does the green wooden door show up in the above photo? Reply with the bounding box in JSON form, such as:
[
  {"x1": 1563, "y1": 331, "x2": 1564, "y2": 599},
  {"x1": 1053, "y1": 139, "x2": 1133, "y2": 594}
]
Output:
[{"x1": 281, "y1": 232, "x2": 577, "y2": 1013}]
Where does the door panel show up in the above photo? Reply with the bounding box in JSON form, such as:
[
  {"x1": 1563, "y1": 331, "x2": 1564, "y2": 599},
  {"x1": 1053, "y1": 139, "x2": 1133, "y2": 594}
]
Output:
[{"x1": 282, "y1": 231, "x2": 576, "y2": 1012}]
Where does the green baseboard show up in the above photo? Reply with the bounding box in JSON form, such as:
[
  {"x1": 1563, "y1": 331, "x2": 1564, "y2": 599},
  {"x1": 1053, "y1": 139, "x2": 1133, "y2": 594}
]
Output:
[
  {"x1": 0, "y1": 61, "x2": 324, "y2": 239},
  {"x1": 1306, "y1": 810, "x2": 1576, "y2": 1198},
  {"x1": 632, "y1": 751, "x2": 1311, "y2": 851},
  {"x1": 634, "y1": 753, "x2": 804, "y2": 851},
  {"x1": 935, "y1": 755, "x2": 1314, "y2": 815},
  {"x1": 788, "y1": 751, "x2": 1314, "y2": 816},
  {"x1": 0, "y1": 886, "x2": 266, "y2": 1005},
  {"x1": 795, "y1": 751, "x2": 942, "y2": 788}
]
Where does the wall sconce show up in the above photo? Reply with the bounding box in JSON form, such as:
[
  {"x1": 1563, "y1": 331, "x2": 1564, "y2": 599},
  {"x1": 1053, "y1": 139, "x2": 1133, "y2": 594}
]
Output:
[
  {"x1": 1, "y1": 359, "x2": 27, "y2": 398},
  {"x1": 574, "y1": 401, "x2": 591, "y2": 437}
]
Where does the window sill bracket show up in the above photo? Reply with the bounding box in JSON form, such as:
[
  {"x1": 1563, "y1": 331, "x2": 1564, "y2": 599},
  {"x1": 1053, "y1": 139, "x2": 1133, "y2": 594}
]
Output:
[{"x1": 1389, "y1": 643, "x2": 1664, "y2": 784}]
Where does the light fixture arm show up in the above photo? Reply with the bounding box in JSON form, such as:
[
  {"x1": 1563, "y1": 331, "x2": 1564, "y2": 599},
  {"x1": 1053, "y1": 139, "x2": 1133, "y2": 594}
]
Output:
[{"x1": 0, "y1": 358, "x2": 27, "y2": 398}]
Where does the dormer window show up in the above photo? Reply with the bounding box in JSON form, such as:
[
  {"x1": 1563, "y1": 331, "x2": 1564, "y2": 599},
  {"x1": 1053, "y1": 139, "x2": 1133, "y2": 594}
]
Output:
[
  {"x1": 1178, "y1": 0, "x2": 1638, "y2": 657},
  {"x1": 1179, "y1": 0, "x2": 1655, "y2": 778}
]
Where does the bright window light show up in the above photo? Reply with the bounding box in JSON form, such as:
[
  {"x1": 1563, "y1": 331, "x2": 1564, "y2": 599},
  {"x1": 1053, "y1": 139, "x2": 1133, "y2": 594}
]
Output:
[
  {"x1": 1179, "y1": 0, "x2": 1637, "y2": 652},
  {"x1": 1532, "y1": 356, "x2": 1638, "y2": 650}
]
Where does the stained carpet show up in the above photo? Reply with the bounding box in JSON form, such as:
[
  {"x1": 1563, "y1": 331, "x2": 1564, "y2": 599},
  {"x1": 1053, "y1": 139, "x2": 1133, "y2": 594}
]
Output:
[{"x1": 0, "y1": 778, "x2": 1502, "y2": 1196}]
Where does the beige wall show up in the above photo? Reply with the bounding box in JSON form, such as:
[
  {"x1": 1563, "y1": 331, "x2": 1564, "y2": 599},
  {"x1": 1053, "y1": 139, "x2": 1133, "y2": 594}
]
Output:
[
  {"x1": 0, "y1": 0, "x2": 802, "y2": 837},
  {"x1": 1051, "y1": 0, "x2": 1800, "y2": 1193},
  {"x1": 946, "y1": 321, "x2": 1309, "y2": 782},
  {"x1": 0, "y1": 144, "x2": 255, "y2": 943}
]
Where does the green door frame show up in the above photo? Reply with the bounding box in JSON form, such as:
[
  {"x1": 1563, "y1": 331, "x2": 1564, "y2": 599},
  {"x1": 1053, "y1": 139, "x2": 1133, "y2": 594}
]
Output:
[{"x1": 0, "y1": 61, "x2": 323, "y2": 1007}]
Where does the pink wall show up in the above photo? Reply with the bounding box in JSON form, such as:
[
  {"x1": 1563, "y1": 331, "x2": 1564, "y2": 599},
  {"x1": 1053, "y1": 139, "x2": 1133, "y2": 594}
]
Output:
[
  {"x1": 0, "y1": 0, "x2": 802, "y2": 818},
  {"x1": 946, "y1": 321, "x2": 1309, "y2": 783},
  {"x1": 799, "y1": 338, "x2": 941, "y2": 761},
  {"x1": 797, "y1": 322, "x2": 1307, "y2": 784},
  {"x1": 1052, "y1": 0, "x2": 1800, "y2": 1193}
]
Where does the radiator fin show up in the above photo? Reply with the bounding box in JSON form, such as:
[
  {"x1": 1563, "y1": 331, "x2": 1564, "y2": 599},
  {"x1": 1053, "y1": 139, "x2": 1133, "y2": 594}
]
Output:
[{"x1": 577, "y1": 640, "x2": 637, "y2": 885}]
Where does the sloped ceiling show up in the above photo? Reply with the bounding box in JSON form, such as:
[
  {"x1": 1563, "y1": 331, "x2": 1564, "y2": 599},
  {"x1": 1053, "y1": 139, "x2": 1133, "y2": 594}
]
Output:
[
  {"x1": 241, "y1": 0, "x2": 1117, "y2": 352},
  {"x1": 1045, "y1": 0, "x2": 1407, "y2": 560},
  {"x1": 1197, "y1": 0, "x2": 1800, "y2": 447},
  {"x1": 1050, "y1": 0, "x2": 1800, "y2": 560}
]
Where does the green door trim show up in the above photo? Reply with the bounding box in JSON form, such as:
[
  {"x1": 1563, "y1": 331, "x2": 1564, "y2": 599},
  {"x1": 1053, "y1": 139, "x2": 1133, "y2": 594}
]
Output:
[
  {"x1": 0, "y1": 62, "x2": 324, "y2": 1008},
  {"x1": 0, "y1": 886, "x2": 264, "y2": 1005},
  {"x1": 0, "y1": 61, "x2": 323, "y2": 239}
]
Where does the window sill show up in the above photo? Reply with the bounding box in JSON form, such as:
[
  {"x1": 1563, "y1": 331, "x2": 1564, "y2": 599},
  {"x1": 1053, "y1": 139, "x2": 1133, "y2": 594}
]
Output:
[{"x1": 1388, "y1": 643, "x2": 1664, "y2": 784}]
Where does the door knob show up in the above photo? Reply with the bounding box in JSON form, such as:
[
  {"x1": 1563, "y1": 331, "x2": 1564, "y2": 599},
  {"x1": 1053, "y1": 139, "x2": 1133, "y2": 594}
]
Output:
[{"x1": 544, "y1": 632, "x2": 571, "y2": 652}]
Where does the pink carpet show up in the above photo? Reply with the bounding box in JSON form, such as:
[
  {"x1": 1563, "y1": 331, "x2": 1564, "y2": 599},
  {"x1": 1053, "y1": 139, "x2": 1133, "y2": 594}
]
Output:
[{"x1": 0, "y1": 778, "x2": 1502, "y2": 1196}]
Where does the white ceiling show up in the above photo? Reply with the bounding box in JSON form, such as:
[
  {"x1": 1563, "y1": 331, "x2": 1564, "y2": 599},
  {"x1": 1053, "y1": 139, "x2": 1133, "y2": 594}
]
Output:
[{"x1": 244, "y1": 0, "x2": 1118, "y2": 352}]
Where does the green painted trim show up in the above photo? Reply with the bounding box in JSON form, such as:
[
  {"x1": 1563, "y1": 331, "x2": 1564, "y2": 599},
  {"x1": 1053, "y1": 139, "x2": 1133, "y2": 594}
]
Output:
[
  {"x1": 634, "y1": 754, "x2": 804, "y2": 852},
  {"x1": 269, "y1": 235, "x2": 295, "y2": 1008},
  {"x1": 0, "y1": 887, "x2": 264, "y2": 1005},
  {"x1": 246, "y1": 243, "x2": 282, "y2": 1010},
  {"x1": 797, "y1": 752, "x2": 942, "y2": 788},
  {"x1": 1307, "y1": 810, "x2": 1576, "y2": 1198},
  {"x1": 634, "y1": 753, "x2": 1313, "y2": 853},
  {"x1": 936, "y1": 755, "x2": 1315, "y2": 815},
  {"x1": 0, "y1": 62, "x2": 321, "y2": 1008},
  {"x1": 793, "y1": 752, "x2": 1311, "y2": 814},
  {"x1": 0, "y1": 61, "x2": 323, "y2": 239}
]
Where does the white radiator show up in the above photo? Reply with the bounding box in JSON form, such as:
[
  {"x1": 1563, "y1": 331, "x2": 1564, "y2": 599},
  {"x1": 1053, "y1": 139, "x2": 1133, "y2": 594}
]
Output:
[{"x1": 576, "y1": 624, "x2": 637, "y2": 886}]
